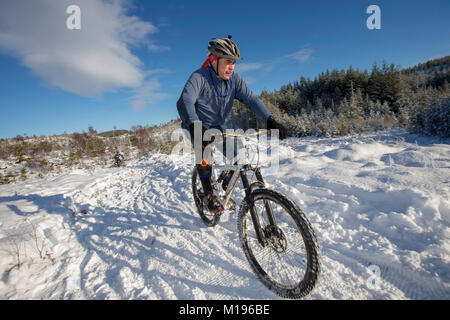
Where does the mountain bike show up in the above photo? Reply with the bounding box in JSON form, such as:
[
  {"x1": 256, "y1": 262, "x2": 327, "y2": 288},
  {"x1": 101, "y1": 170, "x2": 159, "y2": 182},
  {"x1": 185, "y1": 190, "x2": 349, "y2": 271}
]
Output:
[{"x1": 191, "y1": 132, "x2": 320, "y2": 299}]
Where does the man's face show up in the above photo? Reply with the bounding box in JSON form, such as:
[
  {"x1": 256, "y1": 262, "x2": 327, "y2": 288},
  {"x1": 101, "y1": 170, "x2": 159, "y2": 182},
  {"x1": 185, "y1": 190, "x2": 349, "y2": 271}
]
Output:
[{"x1": 216, "y1": 58, "x2": 236, "y2": 80}]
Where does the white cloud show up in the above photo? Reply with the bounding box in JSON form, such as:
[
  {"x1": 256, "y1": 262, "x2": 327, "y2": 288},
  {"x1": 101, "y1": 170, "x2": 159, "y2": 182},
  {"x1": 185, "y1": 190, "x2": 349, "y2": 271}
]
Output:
[
  {"x1": 0, "y1": 0, "x2": 168, "y2": 109},
  {"x1": 147, "y1": 42, "x2": 171, "y2": 53},
  {"x1": 128, "y1": 78, "x2": 168, "y2": 112},
  {"x1": 236, "y1": 63, "x2": 264, "y2": 73},
  {"x1": 285, "y1": 47, "x2": 314, "y2": 63},
  {"x1": 234, "y1": 47, "x2": 314, "y2": 82}
]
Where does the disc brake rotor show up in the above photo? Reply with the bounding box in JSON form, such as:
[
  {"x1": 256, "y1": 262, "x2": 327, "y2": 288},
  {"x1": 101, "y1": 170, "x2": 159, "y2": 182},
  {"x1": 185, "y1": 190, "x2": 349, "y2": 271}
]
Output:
[{"x1": 264, "y1": 225, "x2": 287, "y2": 253}]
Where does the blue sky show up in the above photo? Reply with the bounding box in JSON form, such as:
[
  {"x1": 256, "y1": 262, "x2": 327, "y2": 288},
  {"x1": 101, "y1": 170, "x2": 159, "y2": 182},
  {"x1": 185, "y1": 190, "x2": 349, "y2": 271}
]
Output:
[{"x1": 0, "y1": 0, "x2": 449, "y2": 139}]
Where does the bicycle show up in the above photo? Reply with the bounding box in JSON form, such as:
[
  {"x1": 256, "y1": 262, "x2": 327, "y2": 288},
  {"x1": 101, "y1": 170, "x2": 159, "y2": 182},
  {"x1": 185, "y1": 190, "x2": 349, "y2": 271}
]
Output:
[{"x1": 191, "y1": 131, "x2": 320, "y2": 299}]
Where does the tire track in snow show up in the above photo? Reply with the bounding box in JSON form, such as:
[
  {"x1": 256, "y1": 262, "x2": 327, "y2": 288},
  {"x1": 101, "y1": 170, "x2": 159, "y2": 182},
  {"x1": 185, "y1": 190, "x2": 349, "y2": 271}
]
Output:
[{"x1": 69, "y1": 154, "x2": 272, "y2": 299}]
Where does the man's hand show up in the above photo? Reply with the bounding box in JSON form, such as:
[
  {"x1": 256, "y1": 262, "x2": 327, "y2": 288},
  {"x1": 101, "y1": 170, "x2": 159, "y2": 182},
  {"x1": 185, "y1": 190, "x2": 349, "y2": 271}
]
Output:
[{"x1": 266, "y1": 116, "x2": 287, "y2": 140}]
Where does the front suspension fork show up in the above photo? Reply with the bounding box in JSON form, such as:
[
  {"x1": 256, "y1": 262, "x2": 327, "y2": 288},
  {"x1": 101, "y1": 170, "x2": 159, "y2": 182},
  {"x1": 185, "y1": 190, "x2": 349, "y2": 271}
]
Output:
[{"x1": 241, "y1": 167, "x2": 277, "y2": 247}]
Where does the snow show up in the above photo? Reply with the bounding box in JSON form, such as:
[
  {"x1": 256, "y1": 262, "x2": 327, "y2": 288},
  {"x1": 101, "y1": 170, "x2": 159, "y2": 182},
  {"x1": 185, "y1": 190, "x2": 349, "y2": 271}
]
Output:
[{"x1": 0, "y1": 130, "x2": 449, "y2": 299}]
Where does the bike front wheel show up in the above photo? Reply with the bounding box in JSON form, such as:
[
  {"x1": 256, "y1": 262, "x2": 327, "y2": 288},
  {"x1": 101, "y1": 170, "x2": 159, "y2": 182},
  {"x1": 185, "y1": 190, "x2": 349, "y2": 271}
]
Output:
[{"x1": 238, "y1": 188, "x2": 320, "y2": 299}]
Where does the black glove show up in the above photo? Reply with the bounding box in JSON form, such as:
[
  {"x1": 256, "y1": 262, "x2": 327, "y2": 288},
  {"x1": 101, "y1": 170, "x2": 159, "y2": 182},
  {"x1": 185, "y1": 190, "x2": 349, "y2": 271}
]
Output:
[
  {"x1": 189, "y1": 122, "x2": 215, "y2": 149},
  {"x1": 266, "y1": 116, "x2": 287, "y2": 140}
]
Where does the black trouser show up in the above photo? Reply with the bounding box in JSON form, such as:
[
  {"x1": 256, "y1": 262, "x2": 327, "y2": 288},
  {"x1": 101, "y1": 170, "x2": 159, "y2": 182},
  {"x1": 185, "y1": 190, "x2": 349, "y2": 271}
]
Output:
[{"x1": 188, "y1": 124, "x2": 238, "y2": 194}]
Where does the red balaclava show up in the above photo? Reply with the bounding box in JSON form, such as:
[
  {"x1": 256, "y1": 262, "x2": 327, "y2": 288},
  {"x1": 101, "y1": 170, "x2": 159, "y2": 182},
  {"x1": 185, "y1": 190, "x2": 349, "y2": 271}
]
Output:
[{"x1": 202, "y1": 54, "x2": 218, "y2": 68}]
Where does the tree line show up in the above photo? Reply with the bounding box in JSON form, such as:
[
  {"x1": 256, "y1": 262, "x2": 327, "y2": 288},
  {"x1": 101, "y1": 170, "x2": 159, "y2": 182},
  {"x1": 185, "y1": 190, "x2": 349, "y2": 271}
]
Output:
[{"x1": 228, "y1": 56, "x2": 450, "y2": 138}]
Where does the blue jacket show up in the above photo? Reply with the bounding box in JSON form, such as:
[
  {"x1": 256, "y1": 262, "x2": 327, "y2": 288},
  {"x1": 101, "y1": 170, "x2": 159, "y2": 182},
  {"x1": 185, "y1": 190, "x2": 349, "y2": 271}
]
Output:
[{"x1": 177, "y1": 65, "x2": 271, "y2": 130}]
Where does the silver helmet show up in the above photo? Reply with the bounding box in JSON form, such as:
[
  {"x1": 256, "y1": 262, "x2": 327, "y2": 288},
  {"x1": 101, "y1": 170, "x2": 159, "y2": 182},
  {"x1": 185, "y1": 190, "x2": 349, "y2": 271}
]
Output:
[{"x1": 207, "y1": 35, "x2": 243, "y2": 60}]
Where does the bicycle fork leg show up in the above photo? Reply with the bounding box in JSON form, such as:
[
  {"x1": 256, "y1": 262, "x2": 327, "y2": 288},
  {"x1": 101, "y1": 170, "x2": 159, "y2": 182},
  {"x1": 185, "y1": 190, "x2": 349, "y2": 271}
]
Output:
[
  {"x1": 255, "y1": 168, "x2": 277, "y2": 227},
  {"x1": 242, "y1": 169, "x2": 268, "y2": 247}
]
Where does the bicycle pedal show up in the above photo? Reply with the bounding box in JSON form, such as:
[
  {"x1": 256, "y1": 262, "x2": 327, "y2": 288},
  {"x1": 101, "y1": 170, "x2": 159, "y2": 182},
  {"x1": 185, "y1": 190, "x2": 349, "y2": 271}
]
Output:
[{"x1": 208, "y1": 207, "x2": 223, "y2": 214}]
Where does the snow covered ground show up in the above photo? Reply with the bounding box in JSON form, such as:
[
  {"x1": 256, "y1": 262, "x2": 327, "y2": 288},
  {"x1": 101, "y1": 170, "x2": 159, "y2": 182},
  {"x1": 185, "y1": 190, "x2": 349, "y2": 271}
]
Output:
[{"x1": 0, "y1": 130, "x2": 449, "y2": 299}]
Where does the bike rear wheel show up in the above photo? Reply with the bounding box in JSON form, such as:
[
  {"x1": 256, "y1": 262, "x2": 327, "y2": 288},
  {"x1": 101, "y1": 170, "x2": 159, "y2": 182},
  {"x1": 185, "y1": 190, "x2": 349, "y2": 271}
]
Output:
[
  {"x1": 192, "y1": 166, "x2": 221, "y2": 227},
  {"x1": 238, "y1": 188, "x2": 320, "y2": 299}
]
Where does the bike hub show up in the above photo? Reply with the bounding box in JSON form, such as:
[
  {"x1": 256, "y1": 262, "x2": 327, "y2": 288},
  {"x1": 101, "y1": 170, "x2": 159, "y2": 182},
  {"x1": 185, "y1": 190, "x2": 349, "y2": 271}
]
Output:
[{"x1": 264, "y1": 225, "x2": 287, "y2": 253}]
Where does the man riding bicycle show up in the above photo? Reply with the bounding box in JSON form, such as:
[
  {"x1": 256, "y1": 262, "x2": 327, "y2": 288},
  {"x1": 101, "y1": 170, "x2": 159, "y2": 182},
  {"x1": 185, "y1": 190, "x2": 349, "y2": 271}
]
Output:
[
  {"x1": 177, "y1": 36, "x2": 287, "y2": 214},
  {"x1": 113, "y1": 150, "x2": 124, "y2": 167}
]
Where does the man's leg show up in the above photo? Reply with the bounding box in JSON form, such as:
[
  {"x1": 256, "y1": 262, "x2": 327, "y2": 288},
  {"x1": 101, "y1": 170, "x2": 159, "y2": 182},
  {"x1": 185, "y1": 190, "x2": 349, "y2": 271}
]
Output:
[
  {"x1": 188, "y1": 123, "x2": 224, "y2": 213},
  {"x1": 196, "y1": 163, "x2": 213, "y2": 194},
  {"x1": 192, "y1": 132, "x2": 222, "y2": 213}
]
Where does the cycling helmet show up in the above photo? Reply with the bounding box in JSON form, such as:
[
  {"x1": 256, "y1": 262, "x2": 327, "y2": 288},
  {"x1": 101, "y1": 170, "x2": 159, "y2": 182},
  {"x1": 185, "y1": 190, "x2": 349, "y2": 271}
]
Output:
[{"x1": 207, "y1": 35, "x2": 243, "y2": 60}]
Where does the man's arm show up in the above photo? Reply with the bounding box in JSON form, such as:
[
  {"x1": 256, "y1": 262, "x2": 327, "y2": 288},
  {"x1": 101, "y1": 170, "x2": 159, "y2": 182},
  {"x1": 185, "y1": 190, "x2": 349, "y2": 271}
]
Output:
[
  {"x1": 234, "y1": 73, "x2": 287, "y2": 139},
  {"x1": 233, "y1": 73, "x2": 271, "y2": 123},
  {"x1": 177, "y1": 72, "x2": 203, "y2": 126}
]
